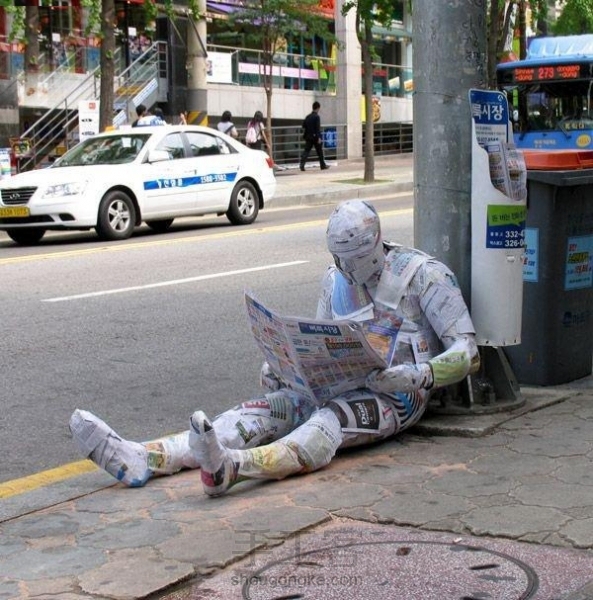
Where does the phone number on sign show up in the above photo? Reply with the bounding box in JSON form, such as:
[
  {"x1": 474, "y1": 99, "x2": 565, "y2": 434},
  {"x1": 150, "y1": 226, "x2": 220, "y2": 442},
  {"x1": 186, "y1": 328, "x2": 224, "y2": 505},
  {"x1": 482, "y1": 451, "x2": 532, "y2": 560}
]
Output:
[{"x1": 505, "y1": 230, "x2": 525, "y2": 248}]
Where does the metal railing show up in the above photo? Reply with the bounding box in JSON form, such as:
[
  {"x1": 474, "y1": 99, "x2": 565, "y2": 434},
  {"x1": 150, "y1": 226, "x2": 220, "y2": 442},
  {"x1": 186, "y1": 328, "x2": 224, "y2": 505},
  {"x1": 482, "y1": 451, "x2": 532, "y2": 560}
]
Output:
[
  {"x1": 233, "y1": 123, "x2": 413, "y2": 166},
  {"x1": 259, "y1": 124, "x2": 347, "y2": 166},
  {"x1": 16, "y1": 42, "x2": 164, "y2": 172},
  {"x1": 112, "y1": 41, "x2": 167, "y2": 126},
  {"x1": 364, "y1": 121, "x2": 414, "y2": 156}
]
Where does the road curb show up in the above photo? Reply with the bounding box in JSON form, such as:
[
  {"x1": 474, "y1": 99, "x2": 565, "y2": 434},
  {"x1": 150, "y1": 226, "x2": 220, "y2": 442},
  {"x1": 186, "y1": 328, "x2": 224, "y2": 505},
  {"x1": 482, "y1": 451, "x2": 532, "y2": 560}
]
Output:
[{"x1": 266, "y1": 181, "x2": 413, "y2": 209}]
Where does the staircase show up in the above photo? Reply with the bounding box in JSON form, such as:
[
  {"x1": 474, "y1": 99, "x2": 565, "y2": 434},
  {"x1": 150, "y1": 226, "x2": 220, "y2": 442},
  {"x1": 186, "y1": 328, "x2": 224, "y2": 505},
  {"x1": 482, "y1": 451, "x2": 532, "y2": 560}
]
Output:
[{"x1": 17, "y1": 41, "x2": 167, "y2": 172}]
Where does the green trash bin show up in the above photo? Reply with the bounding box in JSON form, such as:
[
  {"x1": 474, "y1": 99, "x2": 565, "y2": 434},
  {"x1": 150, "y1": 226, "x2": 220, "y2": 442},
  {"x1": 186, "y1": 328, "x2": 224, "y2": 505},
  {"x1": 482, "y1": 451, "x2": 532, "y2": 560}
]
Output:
[{"x1": 505, "y1": 152, "x2": 593, "y2": 385}]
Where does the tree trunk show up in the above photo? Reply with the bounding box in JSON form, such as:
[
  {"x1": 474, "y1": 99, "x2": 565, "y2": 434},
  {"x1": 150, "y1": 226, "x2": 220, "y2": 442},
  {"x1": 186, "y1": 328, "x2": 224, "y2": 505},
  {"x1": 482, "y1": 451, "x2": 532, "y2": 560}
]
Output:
[
  {"x1": 24, "y1": 5, "x2": 39, "y2": 74},
  {"x1": 99, "y1": 0, "x2": 116, "y2": 132},
  {"x1": 486, "y1": 0, "x2": 499, "y2": 88},
  {"x1": 361, "y1": 20, "x2": 374, "y2": 183},
  {"x1": 24, "y1": 5, "x2": 40, "y2": 103},
  {"x1": 518, "y1": 0, "x2": 527, "y2": 59},
  {"x1": 264, "y1": 51, "x2": 273, "y2": 158}
]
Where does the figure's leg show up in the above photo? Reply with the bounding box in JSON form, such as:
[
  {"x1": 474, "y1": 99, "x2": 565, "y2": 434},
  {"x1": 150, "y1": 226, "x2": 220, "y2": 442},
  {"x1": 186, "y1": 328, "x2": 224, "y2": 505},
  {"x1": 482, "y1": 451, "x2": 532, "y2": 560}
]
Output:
[
  {"x1": 69, "y1": 391, "x2": 314, "y2": 487},
  {"x1": 314, "y1": 141, "x2": 328, "y2": 169},
  {"x1": 69, "y1": 409, "x2": 151, "y2": 487},
  {"x1": 300, "y1": 140, "x2": 313, "y2": 170},
  {"x1": 189, "y1": 406, "x2": 343, "y2": 496},
  {"x1": 330, "y1": 389, "x2": 429, "y2": 449},
  {"x1": 190, "y1": 389, "x2": 430, "y2": 496}
]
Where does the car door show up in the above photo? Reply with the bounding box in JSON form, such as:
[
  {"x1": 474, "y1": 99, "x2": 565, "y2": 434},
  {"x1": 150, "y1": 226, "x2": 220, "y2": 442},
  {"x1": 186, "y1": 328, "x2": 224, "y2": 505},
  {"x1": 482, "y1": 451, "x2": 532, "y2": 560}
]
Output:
[
  {"x1": 183, "y1": 131, "x2": 240, "y2": 211},
  {"x1": 140, "y1": 132, "x2": 198, "y2": 217}
]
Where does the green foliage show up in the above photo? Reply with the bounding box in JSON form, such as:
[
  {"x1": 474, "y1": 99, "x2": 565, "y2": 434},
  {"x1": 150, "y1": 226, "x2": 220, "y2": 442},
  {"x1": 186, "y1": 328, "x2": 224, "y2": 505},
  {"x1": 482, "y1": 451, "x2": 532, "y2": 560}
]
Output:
[
  {"x1": 3, "y1": 5, "x2": 24, "y2": 42},
  {"x1": 528, "y1": 0, "x2": 549, "y2": 32},
  {"x1": 228, "y1": 0, "x2": 335, "y2": 59},
  {"x1": 554, "y1": 0, "x2": 593, "y2": 34},
  {"x1": 144, "y1": 0, "x2": 159, "y2": 23},
  {"x1": 81, "y1": 0, "x2": 102, "y2": 35}
]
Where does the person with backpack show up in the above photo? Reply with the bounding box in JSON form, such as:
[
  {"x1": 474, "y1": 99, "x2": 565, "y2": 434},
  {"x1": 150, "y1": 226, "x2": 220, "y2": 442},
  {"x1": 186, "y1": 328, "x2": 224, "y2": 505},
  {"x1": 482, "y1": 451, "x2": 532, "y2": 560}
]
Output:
[
  {"x1": 217, "y1": 110, "x2": 239, "y2": 138},
  {"x1": 245, "y1": 110, "x2": 269, "y2": 151},
  {"x1": 300, "y1": 101, "x2": 329, "y2": 171}
]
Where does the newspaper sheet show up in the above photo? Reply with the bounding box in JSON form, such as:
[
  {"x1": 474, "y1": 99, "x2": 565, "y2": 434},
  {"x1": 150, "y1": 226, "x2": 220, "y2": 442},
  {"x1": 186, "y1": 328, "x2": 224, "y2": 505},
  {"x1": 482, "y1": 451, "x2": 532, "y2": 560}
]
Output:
[{"x1": 245, "y1": 292, "x2": 387, "y2": 406}]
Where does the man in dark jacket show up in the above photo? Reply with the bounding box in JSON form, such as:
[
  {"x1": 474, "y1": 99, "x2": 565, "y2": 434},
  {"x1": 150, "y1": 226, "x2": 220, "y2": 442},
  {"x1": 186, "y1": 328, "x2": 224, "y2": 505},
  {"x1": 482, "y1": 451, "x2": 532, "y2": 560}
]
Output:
[{"x1": 299, "y1": 101, "x2": 329, "y2": 171}]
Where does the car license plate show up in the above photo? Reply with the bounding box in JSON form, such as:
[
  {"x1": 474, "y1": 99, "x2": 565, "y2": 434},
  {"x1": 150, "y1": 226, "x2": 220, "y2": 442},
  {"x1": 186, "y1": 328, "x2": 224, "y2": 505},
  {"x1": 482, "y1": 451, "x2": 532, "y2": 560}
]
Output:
[{"x1": 0, "y1": 206, "x2": 30, "y2": 218}]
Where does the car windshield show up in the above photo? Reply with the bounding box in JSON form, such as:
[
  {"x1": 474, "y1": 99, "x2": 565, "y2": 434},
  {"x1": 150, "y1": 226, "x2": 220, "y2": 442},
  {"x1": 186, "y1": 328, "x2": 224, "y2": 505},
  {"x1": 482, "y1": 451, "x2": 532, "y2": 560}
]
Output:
[{"x1": 53, "y1": 134, "x2": 151, "y2": 167}]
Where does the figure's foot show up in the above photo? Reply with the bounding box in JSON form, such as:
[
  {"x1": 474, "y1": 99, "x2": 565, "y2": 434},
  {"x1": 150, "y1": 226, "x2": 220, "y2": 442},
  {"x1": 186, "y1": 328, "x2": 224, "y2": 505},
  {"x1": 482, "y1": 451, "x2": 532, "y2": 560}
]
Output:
[
  {"x1": 320, "y1": 165, "x2": 330, "y2": 170},
  {"x1": 69, "y1": 409, "x2": 151, "y2": 487},
  {"x1": 188, "y1": 410, "x2": 239, "y2": 496},
  {"x1": 299, "y1": 165, "x2": 305, "y2": 171}
]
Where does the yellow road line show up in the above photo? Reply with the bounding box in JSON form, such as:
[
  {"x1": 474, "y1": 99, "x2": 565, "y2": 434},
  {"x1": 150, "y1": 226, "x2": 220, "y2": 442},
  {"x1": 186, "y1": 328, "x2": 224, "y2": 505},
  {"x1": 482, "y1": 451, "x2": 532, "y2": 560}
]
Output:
[
  {"x1": 0, "y1": 208, "x2": 412, "y2": 267},
  {"x1": 0, "y1": 460, "x2": 98, "y2": 499}
]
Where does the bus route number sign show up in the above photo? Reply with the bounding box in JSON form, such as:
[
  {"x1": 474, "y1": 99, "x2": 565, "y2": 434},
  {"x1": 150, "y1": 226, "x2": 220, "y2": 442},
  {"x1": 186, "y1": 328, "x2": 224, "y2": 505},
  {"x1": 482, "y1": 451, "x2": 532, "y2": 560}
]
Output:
[{"x1": 513, "y1": 63, "x2": 582, "y2": 83}]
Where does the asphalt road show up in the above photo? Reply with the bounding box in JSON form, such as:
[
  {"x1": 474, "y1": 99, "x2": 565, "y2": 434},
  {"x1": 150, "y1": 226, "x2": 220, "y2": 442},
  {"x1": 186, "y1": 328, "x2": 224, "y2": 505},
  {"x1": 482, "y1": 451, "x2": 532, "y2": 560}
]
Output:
[{"x1": 0, "y1": 197, "x2": 413, "y2": 483}]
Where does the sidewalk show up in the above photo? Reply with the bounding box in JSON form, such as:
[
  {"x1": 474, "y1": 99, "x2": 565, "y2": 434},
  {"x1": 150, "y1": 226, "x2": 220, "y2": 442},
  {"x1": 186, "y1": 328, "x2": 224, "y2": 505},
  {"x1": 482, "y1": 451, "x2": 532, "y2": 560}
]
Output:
[
  {"x1": 4, "y1": 157, "x2": 593, "y2": 600},
  {"x1": 267, "y1": 153, "x2": 414, "y2": 208}
]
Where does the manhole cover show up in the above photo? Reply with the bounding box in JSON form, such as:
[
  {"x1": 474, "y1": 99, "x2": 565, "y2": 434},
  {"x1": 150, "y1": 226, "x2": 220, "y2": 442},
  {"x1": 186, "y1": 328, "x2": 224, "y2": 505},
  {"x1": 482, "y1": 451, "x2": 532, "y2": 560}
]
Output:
[{"x1": 242, "y1": 540, "x2": 539, "y2": 600}]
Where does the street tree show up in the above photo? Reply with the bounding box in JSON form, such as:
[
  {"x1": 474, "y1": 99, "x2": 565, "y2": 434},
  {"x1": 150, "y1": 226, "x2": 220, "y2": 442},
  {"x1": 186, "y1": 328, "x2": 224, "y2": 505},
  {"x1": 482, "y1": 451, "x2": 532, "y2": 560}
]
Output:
[
  {"x1": 487, "y1": 1, "x2": 549, "y2": 88},
  {"x1": 98, "y1": 0, "x2": 116, "y2": 132},
  {"x1": 341, "y1": 0, "x2": 396, "y2": 183},
  {"x1": 554, "y1": 0, "x2": 593, "y2": 34},
  {"x1": 225, "y1": 0, "x2": 335, "y2": 156}
]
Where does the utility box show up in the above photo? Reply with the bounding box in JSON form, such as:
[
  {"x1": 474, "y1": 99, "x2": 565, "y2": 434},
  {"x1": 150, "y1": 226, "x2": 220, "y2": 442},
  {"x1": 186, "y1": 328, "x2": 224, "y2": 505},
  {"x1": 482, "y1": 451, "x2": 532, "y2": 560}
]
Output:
[{"x1": 505, "y1": 151, "x2": 593, "y2": 385}]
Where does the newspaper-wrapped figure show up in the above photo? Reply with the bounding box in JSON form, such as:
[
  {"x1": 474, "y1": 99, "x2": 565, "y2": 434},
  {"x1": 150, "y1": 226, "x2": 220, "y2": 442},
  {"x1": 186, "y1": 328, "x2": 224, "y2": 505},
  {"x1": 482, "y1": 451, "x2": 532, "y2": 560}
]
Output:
[{"x1": 70, "y1": 200, "x2": 480, "y2": 494}]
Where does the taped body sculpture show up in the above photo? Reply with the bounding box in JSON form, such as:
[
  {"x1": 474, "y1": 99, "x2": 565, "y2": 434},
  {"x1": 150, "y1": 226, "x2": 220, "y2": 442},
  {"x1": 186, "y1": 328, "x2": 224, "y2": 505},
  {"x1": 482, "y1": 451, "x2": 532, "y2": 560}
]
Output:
[{"x1": 70, "y1": 200, "x2": 480, "y2": 496}]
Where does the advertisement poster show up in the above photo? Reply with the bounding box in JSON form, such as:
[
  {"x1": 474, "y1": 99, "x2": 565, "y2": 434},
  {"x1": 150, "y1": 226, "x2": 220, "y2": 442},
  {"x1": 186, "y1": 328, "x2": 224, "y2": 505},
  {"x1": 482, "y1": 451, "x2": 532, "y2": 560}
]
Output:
[
  {"x1": 469, "y1": 89, "x2": 510, "y2": 147},
  {"x1": 485, "y1": 204, "x2": 526, "y2": 249},
  {"x1": 78, "y1": 100, "x2": 100, "y2": 139},
  {"x1": 0, "y1": 148, "x2": 11, "y2": 179},
  {"x1": 207, "y1": 51, "x2": 233, "y2": 84},
  {"x1": 523, "y1": 227, "x2": 539, "y2": 283},
  {"x1": 565, "y1": 235, "x2": 593, "y2": 290}
]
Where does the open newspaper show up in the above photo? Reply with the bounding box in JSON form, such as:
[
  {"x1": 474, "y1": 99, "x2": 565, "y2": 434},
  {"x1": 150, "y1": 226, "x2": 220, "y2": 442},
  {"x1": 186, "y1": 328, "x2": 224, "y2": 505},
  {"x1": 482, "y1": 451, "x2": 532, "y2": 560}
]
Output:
[{"x1": 245, "y1": 291, "x2": 387, "y2": 406}]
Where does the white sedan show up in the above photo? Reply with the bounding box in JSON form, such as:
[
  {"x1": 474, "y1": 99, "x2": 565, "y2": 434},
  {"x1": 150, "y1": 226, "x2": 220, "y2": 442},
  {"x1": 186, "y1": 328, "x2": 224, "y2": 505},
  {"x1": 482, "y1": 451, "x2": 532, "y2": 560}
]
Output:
[{"x1": 0, "y1": 125, "x2": 276, "y2": 245}]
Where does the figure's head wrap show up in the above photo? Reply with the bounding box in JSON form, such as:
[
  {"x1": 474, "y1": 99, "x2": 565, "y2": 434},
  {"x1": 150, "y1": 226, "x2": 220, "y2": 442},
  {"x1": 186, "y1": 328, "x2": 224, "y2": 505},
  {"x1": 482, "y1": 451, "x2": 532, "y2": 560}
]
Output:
[{"x1": 326, "y1": 200, "x2": 385, "y2": 285}]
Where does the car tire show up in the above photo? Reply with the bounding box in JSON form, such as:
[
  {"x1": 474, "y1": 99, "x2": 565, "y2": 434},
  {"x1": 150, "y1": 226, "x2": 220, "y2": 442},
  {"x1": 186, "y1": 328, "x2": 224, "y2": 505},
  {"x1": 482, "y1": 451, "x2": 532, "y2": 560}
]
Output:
[
  {"x1": 226, "y1": 180, "x2": 259, "y2": 225},
  {"x1": 6, "y1": 228, "x2": 46, "y2": 245},
  {"x1": 95, "y1": 191, "x2": 136, "y2": 241},
  {"x1": 146, "y1": 218, "x2": 174, "y2": 233}
]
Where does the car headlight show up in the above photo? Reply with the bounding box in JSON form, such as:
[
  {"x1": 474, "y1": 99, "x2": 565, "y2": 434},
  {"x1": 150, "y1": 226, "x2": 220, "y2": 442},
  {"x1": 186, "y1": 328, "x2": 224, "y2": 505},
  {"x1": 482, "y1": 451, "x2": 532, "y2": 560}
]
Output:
[{"x1": 43, "y1": 181, "x2": 88, "y2": 198}]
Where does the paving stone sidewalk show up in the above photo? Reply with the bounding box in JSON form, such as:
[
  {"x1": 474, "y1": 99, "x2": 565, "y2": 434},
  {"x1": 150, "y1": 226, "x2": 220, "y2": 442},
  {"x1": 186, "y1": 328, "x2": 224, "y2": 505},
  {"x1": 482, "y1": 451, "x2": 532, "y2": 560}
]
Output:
[{"x1": 2, "y1": 384, "x2": 593, "y2": 599}]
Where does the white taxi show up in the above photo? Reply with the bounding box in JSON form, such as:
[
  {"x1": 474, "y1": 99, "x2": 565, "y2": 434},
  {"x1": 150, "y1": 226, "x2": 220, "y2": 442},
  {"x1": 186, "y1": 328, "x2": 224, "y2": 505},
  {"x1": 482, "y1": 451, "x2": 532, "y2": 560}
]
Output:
[{"x1": 0, "y1": 125, "x2": 276, "y2": 245}]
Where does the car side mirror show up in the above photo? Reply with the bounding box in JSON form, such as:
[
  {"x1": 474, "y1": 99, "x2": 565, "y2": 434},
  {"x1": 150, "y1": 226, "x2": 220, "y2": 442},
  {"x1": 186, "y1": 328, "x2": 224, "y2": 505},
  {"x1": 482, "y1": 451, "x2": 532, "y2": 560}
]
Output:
[{"x1": 147, "y1": 149, "x2": 171, "y2": 163}]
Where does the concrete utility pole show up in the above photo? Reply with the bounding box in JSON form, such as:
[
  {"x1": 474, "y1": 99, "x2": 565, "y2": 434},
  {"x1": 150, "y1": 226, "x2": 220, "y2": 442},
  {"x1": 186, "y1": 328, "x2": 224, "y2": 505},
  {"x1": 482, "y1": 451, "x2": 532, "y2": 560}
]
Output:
[
  {"x1": 413, "y1": 0, "x2": 487, "y2": 302},
  {"x1": 186, "y1": 0, "x2": 208, "y2": 125}
]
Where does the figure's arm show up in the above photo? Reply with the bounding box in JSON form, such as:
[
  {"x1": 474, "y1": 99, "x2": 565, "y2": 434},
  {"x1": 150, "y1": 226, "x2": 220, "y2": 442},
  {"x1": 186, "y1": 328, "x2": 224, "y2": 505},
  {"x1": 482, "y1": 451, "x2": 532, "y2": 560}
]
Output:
[
  {"x1": 366, "y1": 261, "x2": 480, "y2": 394},
  {"x1": 315, "y1": 267, "x2": 335, "y2": 320}
]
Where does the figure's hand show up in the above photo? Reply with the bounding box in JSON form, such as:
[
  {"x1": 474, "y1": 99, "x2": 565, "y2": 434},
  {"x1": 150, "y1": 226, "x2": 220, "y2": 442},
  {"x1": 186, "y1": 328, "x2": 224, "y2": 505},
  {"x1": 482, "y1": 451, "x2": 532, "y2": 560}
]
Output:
[
  {"x1": 366, "y1": 363, "x2": 433, "y2": 394},
  {"x1": 260, "y1": 362, "x2": 283, "y2": 391}
]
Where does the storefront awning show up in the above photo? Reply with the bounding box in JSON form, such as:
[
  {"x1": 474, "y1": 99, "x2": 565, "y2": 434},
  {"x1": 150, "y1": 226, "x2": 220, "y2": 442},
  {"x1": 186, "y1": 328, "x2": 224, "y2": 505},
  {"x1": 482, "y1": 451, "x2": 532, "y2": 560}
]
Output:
[{"x1": 206, "y1": 1, "x2": 243, "y2": 15}]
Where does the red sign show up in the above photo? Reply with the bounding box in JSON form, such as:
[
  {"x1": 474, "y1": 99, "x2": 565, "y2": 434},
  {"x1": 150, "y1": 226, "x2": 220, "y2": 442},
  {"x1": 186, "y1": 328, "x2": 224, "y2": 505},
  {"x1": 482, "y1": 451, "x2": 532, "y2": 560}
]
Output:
[{"x1": 512, "y1": 63, "x2": 584, "y2": 83}]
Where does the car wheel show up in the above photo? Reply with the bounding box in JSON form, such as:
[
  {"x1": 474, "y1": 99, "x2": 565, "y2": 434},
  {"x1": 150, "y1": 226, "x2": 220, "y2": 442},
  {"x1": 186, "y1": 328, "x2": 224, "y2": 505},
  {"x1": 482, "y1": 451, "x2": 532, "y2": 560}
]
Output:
[
  {"x1": 95, "y1": 191, "x2": 136, "y2": 241},
  {"x1": 226, "y1": 180, "x2": 259, "y2": 225},
  {"x1": 6, "y1": 228, "x2": 46, "y2": 245},
  {"x1": 146, "y1": 218, "x2": 174, "y2": 233}
]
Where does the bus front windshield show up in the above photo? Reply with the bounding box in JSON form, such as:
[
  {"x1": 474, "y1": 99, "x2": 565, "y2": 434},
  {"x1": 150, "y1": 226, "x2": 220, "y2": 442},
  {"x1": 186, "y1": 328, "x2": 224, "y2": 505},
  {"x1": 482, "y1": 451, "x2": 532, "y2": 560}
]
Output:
[{"x1": 518, "y1": 81, "x2": 593, "y2": 134}]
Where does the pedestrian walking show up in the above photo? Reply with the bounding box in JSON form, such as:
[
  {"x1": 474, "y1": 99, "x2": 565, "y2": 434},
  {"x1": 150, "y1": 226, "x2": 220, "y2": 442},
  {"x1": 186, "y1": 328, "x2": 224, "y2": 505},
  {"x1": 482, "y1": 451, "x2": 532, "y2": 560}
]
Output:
[
  {"x1": 245, "y1": 111, "x2": 269, "y2": 151},
  {"x1": 217, "y1": 110, "x2": 239, "y2": 139},
  {"x1": 300, "y1": 101, "x2": 329, "y2": 171}
]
